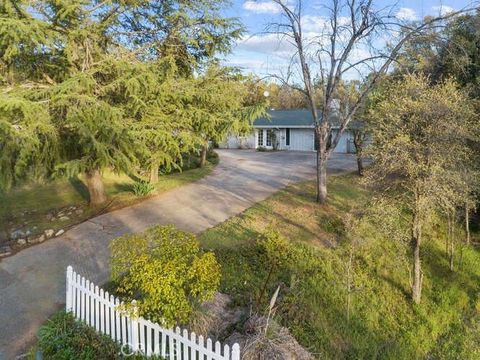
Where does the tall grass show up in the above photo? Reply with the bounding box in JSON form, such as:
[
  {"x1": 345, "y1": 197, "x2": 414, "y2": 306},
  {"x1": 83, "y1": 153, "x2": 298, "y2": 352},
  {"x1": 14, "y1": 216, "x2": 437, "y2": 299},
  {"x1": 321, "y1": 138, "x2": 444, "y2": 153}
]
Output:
[{"x1": 199, "y1": 176, "x2": 480, "y2": 359}]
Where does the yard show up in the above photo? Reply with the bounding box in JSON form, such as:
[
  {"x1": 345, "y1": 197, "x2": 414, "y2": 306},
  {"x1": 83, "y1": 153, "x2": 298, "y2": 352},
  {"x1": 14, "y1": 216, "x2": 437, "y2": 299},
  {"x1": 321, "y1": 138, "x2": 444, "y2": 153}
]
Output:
[
  {"x1": 3, "y1": 0, "x2": 480, "y2": 358},
  {"x1": 0, "y1": 153, "x2": 218, "y2": 249},
  {"x1": 198, "y1": 175, "x2": 480, "y2": 359},
  {"x1": 30, "y1": 173, "x2": 480, "y2": 359}
]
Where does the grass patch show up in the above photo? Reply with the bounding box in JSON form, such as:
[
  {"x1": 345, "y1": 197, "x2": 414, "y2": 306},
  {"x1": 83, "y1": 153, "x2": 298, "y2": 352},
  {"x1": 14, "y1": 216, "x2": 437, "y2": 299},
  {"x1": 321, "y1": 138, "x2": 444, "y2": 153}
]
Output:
[
  {"x1": 0, "y1": 154, "x2": 217, "y2": 244},
  {"x1": 198, "y1": 174, "x2": 480, "y2": 359}
]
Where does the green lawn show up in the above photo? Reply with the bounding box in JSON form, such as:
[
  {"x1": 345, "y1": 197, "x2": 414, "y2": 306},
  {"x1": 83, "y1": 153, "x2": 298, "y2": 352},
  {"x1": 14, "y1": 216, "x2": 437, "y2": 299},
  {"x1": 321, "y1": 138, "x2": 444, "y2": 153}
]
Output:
[
  {"x1": 198, "y1": 175, "x2": 480, "y2": 359},
  {"x1": 1, "y1": 155, "x2": 218, "y2": 244}
]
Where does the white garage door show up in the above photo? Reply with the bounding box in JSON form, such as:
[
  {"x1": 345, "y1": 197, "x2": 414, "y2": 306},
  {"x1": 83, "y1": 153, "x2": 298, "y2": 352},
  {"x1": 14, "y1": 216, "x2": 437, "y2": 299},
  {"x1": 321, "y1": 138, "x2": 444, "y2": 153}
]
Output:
[{"x1": 289, "y1": 129, "x2": 314, "y2": 151}]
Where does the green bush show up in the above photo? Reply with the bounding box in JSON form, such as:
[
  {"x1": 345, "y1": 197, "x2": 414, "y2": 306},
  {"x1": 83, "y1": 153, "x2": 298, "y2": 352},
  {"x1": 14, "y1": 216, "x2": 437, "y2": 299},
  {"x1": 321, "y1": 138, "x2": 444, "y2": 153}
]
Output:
[
  {"x1": 110, "y1": 225, "x2": 220, "y2": 327},
  {"x1": 131, "y1": 180, "x2": 156, "y2": 196},
  {"x1": 36, "y1": 311, "x2": 165, "y2": 359},
  {"x1": 259, "y1": 226, "x2": 294, "y2": 266},
  {"x1": 178, "y1": 150, "x2": 218, "y2": 171},
  {"x1": 37, "y1": 311, "x2": 120, "y2": 359},
  {"x1": 256, "y1": 226, "x2": 295, "y2": 308}
]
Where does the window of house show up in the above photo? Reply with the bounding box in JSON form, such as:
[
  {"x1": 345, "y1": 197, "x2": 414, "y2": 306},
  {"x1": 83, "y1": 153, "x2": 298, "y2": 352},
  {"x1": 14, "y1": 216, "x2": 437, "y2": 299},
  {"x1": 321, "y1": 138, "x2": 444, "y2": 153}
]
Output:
[
  {"x1": 257, "y1": 129, "x2": 264, "y2": 146},
  {"x1": 266, "y1": 129, "x2": 273, "y2": 147},
  {"x1": 286, "y1": 128, "x2": 290, "y2": 146}
]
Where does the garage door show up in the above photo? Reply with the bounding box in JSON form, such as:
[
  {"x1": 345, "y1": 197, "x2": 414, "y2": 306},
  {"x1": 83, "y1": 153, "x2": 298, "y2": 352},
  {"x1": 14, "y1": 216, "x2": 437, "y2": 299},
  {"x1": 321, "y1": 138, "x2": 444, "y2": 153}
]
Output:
[{"x1": 289, "y1": 129, "x2": 314, "y2": 151}]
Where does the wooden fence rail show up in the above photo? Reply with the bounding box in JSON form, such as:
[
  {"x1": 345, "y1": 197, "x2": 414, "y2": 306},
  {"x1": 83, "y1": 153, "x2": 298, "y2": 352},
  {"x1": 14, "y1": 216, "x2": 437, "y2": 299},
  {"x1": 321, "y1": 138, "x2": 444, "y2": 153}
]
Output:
[{"x1": 66, "y1": 266, "x2": 240, "y2": 359}]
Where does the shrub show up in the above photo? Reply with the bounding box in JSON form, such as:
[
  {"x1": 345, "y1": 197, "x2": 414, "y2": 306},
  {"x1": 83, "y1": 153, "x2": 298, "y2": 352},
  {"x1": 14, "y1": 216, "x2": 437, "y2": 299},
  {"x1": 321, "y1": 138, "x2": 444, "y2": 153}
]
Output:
[
  {"x1": 256, "y1": 226, "x2": 295, "y2": 308},
  {"x1": 257, "y1": 146, "x2": 268, "y2": 152},
  {"x1": 131, "y1": 180, "x2": 156, "y2": 196},
  {"x1": 37, "y1": 311, "x2": 120, "y2": 359},
  {"x1": 110, "y1": 225, "x2": 220, "y2": 327},
  {"x1": 179, "y1": 150, "x2": 218, "y2": 171},
  {"x1": 259, "y1": 226, "x2": 294, "y2": 269},
  {"x1": 36, "y1": 311, "x2": 164, "y2": 359}
]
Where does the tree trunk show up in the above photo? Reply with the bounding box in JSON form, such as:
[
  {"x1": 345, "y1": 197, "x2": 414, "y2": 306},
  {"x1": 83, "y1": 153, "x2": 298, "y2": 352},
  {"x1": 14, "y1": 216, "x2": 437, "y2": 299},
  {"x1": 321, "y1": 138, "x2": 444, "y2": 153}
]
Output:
[
  {"x1": 450, "y1": 237, "x2": 455, "y2": 271},
  {"x1": 412, "y1": 207, "x2": 423, "y2": 304},
  {"x1": 352, "y1": 130, "x2": 364, "y2": 176},
  {"x1": 149, "y1": 164, "x2": 159, "y2": 184},
  {"x1": 86, "y1": 168, "x2": 106, "y2": 206},
  {"x1": 316, "y1": 126, "x2": 328, "y2": 204},
  {"x1": 356, "y1": 156, "x2": 364, "y2": 176},
  {"x1": 446, "y1": 212, "x2": 451, "y2": 254},
  {"x1": 257, "y1": 263, "x2": 276, "y2": 307},
  {"x1": 450, "y1": 209, "x2": 456, "y2": 271},
  {"x1": 200, "y1": 142, "x2": 208, "y2": 168},
  {"x1": 316, "y1": 151, "x2": 327, "y2": 204},
  {"x1": 465, "y1": 205, "x2": 470, "y2": 245}
]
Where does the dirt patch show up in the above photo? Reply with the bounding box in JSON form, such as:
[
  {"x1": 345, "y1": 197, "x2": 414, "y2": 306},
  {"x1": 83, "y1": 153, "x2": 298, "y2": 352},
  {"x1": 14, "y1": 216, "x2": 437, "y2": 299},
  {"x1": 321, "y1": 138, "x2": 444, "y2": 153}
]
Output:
[
  {"x1": 226, "y1": 315, "x2": 314, "y2": 360},
  {"x1": 189, "y1": 293, "x2": 246, "y2": 341},
  {"x1": 191, "y1": 294, "x2": 313, "y2": 359}
]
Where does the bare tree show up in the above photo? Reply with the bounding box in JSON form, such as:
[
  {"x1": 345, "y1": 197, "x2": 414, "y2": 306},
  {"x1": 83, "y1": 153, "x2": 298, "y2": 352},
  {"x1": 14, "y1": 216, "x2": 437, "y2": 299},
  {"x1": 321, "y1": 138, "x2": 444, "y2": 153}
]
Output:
[{"x1": 268, "y1": 0, "x2": 477, "y2": 204}]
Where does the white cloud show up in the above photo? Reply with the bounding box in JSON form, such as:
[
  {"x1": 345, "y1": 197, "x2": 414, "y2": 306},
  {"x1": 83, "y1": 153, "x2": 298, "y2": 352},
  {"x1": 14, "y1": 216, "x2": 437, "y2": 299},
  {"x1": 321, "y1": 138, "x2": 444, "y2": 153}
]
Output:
[
  {"x1": 301, "y1": 15, "x2": 350, "y2": 32},
  {"x1": 301, "y1": 15, "x2": 327, "y2": 32},
  {"x1": 242, "y1": 1, "x2": 282, "y2": 14},
  {"x1": 396, "y1": 7, "x2": 418, "y2": 21},
  {"x1": 236, "y1": 34, "x2": 295, "y2": 57},
  {"x1": 225, "y1": 58, "x2": 268, "y2": 71},
  {"x1": 432, "y1": 5, "x2": 455, "y2": 16}
]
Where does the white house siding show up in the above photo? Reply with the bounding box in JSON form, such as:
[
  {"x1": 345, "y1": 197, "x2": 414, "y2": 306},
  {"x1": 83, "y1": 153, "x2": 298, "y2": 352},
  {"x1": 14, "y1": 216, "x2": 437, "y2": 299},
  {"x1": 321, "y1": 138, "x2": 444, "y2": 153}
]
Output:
[
  {"x1": 223, "y1": 128, "x2": 354, "y2": 153},
  {"x1": 289, "y1": 129, "x2": 314, "y2": 151},
  {"x1": 331, "y1": 129, "x2": 355, "y2": 153},
  {"x1": 219, "y1": 134, "x2": 255, "y2": 149}
]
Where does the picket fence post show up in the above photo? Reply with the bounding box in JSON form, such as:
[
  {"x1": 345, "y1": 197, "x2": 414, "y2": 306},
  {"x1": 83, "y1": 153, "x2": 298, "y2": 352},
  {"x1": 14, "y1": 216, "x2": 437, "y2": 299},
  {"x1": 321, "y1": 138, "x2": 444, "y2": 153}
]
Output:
[
  {"x1": 65, "y1": 266, "x2": 73, "y2": 312},
  {"x1": 231, "y1": 343, "x2": 241, "y2": 360},
  {"x1": 130, "y1": 300, "x2": 139, "y2": 352}
]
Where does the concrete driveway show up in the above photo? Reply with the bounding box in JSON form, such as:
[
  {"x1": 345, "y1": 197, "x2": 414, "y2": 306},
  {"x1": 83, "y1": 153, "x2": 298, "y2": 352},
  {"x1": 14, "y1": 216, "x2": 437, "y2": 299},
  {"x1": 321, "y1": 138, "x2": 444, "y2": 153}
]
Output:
[{"x1": 0, "y1": 150, "x2": 357, "y2": 359}]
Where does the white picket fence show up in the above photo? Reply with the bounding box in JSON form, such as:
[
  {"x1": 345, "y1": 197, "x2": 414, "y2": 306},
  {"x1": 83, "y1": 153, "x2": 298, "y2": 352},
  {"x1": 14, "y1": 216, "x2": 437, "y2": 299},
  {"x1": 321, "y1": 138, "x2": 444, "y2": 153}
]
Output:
[{"x1": 65, "y1": 266, "x2": 240, "y2": 359}]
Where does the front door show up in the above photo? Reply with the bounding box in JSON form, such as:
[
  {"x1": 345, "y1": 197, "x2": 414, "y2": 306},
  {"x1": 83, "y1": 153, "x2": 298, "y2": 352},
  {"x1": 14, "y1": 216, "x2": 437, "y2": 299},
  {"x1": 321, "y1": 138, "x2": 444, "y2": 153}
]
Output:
[{"x1": 257, "y1": 129, "x2": 275, "y2": 149}]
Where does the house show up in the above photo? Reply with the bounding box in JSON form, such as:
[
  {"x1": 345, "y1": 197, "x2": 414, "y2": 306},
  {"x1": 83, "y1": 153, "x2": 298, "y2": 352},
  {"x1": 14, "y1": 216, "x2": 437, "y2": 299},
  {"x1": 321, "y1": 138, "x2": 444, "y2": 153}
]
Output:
[{"x1": 221, "y1": 109, "x2": 357, "y2": 153}]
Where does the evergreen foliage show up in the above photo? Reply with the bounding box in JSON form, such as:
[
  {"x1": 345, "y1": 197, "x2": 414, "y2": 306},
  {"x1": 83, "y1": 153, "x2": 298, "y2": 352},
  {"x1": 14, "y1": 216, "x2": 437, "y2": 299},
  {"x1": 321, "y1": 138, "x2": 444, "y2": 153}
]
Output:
[
  {"x1": 187, "y1": 65, "x2": 268, "y2": 165},
  {"x1": 0, "y1": 92, "x2": 57, "y2": 190},
  {"x1": 0, "y1": 0, "x2": 262, "y2": 204}
]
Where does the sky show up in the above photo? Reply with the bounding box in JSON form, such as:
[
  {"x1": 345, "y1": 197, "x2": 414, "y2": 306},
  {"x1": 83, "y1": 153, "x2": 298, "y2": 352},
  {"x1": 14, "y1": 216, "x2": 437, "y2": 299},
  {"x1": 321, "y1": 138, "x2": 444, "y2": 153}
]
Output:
[{"x1": 221, "y1": 0, "x2": 476, "y2": 78}]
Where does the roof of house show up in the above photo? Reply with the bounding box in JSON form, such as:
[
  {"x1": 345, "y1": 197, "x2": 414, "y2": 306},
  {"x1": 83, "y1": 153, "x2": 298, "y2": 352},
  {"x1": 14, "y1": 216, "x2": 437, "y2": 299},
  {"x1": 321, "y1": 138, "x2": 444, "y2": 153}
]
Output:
[{"x1": 253, "y1": 109, "x2": 341, "y2": 128}]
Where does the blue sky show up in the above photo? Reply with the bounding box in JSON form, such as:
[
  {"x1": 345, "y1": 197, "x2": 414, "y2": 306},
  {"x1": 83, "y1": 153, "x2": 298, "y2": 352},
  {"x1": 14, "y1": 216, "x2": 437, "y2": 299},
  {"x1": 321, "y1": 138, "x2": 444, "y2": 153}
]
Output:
[{"x1": 221, "y1": 0, "x2": 476, "y2": 77}]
